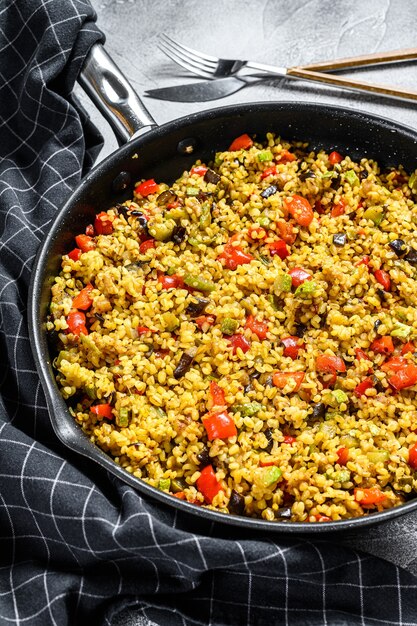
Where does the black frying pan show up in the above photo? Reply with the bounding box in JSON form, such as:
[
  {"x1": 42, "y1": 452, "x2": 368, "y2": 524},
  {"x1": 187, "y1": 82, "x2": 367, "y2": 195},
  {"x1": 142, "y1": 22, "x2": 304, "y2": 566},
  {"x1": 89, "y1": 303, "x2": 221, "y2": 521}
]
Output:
[{"x1": 29, "y1": 43, "x2": 417, "y2": 533}]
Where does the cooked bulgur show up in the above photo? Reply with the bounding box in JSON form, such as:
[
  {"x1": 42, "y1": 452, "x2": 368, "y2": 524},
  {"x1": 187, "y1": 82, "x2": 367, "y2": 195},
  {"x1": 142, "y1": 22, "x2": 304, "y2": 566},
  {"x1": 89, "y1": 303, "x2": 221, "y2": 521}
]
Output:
[{"x1": 48, "y1": 133, "x2": 417, "y2": 522}]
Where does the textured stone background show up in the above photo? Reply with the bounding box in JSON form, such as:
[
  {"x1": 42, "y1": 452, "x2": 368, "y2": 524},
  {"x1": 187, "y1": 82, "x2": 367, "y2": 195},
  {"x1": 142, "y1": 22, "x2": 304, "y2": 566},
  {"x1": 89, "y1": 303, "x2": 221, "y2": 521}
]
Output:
[{"x1": 80, "y1": 1, "x2": 417, "y2": 621}]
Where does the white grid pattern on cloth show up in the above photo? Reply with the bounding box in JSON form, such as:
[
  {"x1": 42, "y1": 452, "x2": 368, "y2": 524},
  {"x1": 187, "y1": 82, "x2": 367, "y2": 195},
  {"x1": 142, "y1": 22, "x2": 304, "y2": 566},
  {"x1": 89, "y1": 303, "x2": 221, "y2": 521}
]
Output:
[{"x1": 2, "y1": 1, "x2": 417, "y2": 625}]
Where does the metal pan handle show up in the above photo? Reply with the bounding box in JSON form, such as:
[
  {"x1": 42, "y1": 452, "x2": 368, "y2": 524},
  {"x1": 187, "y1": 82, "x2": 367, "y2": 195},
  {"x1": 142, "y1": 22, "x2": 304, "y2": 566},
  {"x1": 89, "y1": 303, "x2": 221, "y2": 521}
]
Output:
[{"x1": 78, "y1": 43, "x2": 157, "y2": 144}]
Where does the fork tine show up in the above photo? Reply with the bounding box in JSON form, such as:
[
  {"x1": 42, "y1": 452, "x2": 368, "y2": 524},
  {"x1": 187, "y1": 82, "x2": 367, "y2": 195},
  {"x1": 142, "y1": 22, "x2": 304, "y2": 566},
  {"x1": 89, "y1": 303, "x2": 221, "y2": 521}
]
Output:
[
  {"x1": 158, "y1": 36, "x2": 217, "y2": 73},
  {"x1": 157, "y1": 42, "x2": 215, "y2": 79},
  {"x1": 160, "y1": 34, "x2": 219, "y2": 65}
]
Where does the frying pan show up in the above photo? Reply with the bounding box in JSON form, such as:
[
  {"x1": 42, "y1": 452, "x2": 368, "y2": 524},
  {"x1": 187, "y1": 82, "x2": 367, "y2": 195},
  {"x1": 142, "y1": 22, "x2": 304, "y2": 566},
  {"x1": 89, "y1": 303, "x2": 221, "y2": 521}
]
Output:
[{"x1": 29, "y1": 43, "x2": 417, "y2": 533}]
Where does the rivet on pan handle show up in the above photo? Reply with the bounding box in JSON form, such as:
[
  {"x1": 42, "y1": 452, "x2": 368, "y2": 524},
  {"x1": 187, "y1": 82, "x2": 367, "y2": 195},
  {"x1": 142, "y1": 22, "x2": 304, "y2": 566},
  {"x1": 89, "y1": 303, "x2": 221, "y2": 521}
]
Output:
[{"x1": 78, "y1": 43, "x2": 157, "y2": 144}]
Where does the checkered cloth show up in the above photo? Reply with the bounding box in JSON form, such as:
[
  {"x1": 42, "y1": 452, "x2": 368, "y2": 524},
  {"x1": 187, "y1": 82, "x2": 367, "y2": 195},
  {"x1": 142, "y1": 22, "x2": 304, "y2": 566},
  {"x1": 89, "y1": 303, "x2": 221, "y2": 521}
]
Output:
[{"x1": 2, "y1": 1, "x2": 417, "y2": 625}]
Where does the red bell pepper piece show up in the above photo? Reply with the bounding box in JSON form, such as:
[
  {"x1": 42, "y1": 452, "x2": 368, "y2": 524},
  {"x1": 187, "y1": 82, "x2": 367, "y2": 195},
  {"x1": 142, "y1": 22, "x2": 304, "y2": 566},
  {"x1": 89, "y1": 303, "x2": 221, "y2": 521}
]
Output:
[
  {"x1": 356, "y1": 255, "x2": 370, "y2": 267},
  {"x1": 75, "y1": 234, "x2": 95, "y2": 253},
  {"x1": 331, "y1": 199, "x2": 346, "y2": 218},
  {"x1": 388, "y1": 363, "x2": 417, "y2": 391},
  {"x1": 370, "y1": 336, "x2": 394, "y2": 355},
  {"x1": 248, "y1": 224, "x2": 267, "y2": 240},
  {"x1": 268, "y1": 239, "x2": 289, "y2": 259},
  {"x1": 245, "y1": 315, "x2": 268, "y2": 340},
  {"x1": 72, "y1": 283, "x2": 94, "y2": 311},
  {"x1": 354, "y1": 377, "x2": 374, "y2": 397},
  {"x1": 374, "y1": 269, "x2": 391, "y2": 291},
  {"x1": 283, "y1": 435, "x2": 296, "y2": 444},
  {"x1": 272, "y1": 371, "x2": 305, "y2": 391},
  {"x1": 173, "y1": 491, "x2": 186, "y2": 500},
  {"x1": 195, "y1": 315, "x2": 215, "y2": 330},
  {"x1": 315, "y1": 355, "x2": 346, "y2": 373},
  {"x1": 276, "y1": 220, "x2": 296, "y2": 245},
  {"x1": 281, "y1": 336, "x2": 304, "y2": 360},
  {"x1": 137, "y1": 326, "x2": 153, "y2": 334},
  {"x1": 190, "y1": 165, "x2": 208, "y2": 176},
  {"x1": 315, "y1": 515, "x2": 332, "y2": 522},
  {"x1": 278, "y1": 149, "x2": 296, "y2": 163},
  {"x1": 196, "y1": 465, "x2": 223, "y2": 503},
  {"x1": 203, "y1": 409, "x2": 237, "y2": 441},
  {"x1": 260, "y1": 165, "x2": 277, "y2": 180},
  {"x1": 68, "y1": 247, "x2": 82, "y2": 261},
  {"x1": 229, "y1": 133, "x2": 253, "y2": 151},
  {"x1": 288, "y1": 267, "x2": 312, "y2": 287},
  {"x1": 355, "y1": 348, "x2": 370, "y2": 361},
  {"x1": 135, "y1": 178, "x2": 159, "y2": 197},
  {"x1": 208, "y1": 381, "x2": 226, "y2": 408},
  {"x1": 336, "y1": 447, "x2": 349, "y2": 465},
  {"x1": 94, "y1": 211, "x2": 113, "y2": 235},
  {"x1": 284, "y1": 194, "x2": 314, "y2": 227},
  {"x1": 158, "y1": 274, "x2": 185, "y2": 290},
  {"x1": 401, "y1": 341, "x2": 415, "y2": 355},
  {"x1": 408, "y1": 443, "x2": 417, "y2": 469},
  {"x1": 329, "y1": 151, "x2": 343, "y2": 164},
  {"x1": 66, "y1": 310, "x2": 88, "y2": 336},
  {"x1": 85, "y1": 224, "x2": 95, "y2": 237},
  {"x1": 217, "y1": 243, "x2": 254, "y2": 270},
  {"x1": 381, "y1": 356, "x2": 408, "y2": 372},
  {"x1": 140, "y1": 239, "x2": 156, "y2": 253},
  {"x1": 229, "y1": 334, "x2": 251, "y2": 354},
  {"x1": 90, "y1": 403, "x2": 113, "y2": 419},
  {"x1": 354, "y1": 487, "x2": 386, "y2": 507}
]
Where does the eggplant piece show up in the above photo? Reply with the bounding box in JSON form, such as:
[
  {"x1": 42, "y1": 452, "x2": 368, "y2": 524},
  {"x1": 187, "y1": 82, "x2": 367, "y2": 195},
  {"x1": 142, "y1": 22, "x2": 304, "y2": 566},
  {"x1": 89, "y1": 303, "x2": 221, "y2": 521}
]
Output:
[
  {"x1": 171, "y1": 225, "x2": 187, "y2": 245},
  {"x1": 186, "y1": 297, "x2": 210, "y2": 317},
  {"x1": 173, "y1": 347, "x2": 198, "y2": 379},
  {"x1": 197, "y1": 446, "x2": 210, "y2": 468},
  {"x1": 299, "y1": 169, "x2": 316, "y2": 182},
  {"x1": 309, "y1": 402, "x2": 326, "y2": 422},
  {"x1": 228, "y1": 490, "x2": 245, "y2": 515},
  {"x1": 94, "y1": 313, "x2": 105, "y2": 322},
  {"x1": 404, "y1": 249, "x2": 417, "y2": 266},
  {"x1": 276, "y1": 506, "x2": 292, "y2": 521},
  {"x1": 264, "y1": 427, "x2": 274, "y2": 453},
  {"x1": 389, "y1": 238, "x2": 408, "y2": 257},
  {"x1": 374, "y1": 319, "x2": 382, "y2": 331},
  {"x1": 157, "y1": 189, "x2": 177, "y2": 206},
  {"x1": 333, "y1": 233, "x2": 347, "y2": 246},
  {"x1": 261, "y1": 185, "x2": 278, "y2": 199},
  {"x1": 204, "y1": 168, "x2": 221, "y2": 185}
]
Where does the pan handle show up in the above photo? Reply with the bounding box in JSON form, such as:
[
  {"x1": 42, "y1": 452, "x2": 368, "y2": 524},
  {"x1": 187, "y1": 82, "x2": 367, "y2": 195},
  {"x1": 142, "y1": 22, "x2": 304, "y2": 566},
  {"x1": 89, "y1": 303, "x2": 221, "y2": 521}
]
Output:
[{"x1": 78, "y1": 43, "x2": 157, "y2": 144}]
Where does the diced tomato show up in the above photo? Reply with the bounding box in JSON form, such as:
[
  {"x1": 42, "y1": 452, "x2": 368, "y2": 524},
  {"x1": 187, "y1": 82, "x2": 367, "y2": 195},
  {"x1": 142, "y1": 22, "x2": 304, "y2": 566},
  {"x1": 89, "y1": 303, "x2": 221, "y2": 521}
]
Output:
[
  {"x1": 408, "y1": 443, "x2": 417, "y2": 469},
  {"x1": 217, "y1": 243, "x2": 254, "y2": 270},
  {"x1": 229, "y1": 334, "x2": 251, "y2": 354},
  {"x1": 140, "y1": 239, "x2": 156, "y2": 253},
  {"x1": 75, "y1": 234, "x2": 95, "y2": 253},
  {"x1": 281, "y1": 336, "x2": 304, "y2": 360},
  {"x1": 196, "y1": 465, "x2": 223, "y2": 503},
  {"x1": 354, "y1": 377, "x2": 374, "y2": 397},
  {"x1": 284, "y1": 195, "x2": 314, "y2": 227},
  {"x1": 94, "y1": 211, "x2": 114, "y2": 235},
  {"x1": 278, "y1": 149, "x2": 296, "y2": 163},
  {"x1": 388, "y1": 363, "x2": 417, "y2": 391},
  {"x1": 268, "y1": 239, "x2": 289, "y2": 259},
  {"x1": 374, "y1": 269, "x2": 391, "y2": 291},
  {"x1": 401, "y1": 342, "x2": 415, "y2": 355},
  {"x1": 66, "y1": 310, "x2": 88, "y2": 336},
  {"x1": 245, "y1": 315, "x2": 268, "y2": 340},
  {"x1": 381, "y1": 356, "x2": 408, "y2": 372},
  {"x1": 67, "y1": 247, "x2": 81, "y2": 261},
  {"x1": 195, "y1": 315, "x2": 215, "y2": 329},
  {"x1": 261, "y1": 165, "x2": 277, "y2": 180},
  {"x1": 158, "y1": 274, "x2": 185, "y2": 290},
  {"x1": 356, "y1": 255, "x2": 370, "y2": 267},
  {"x1": 272, "y1": 371, "x2": 305, "y2": 391},
  {"x1": 190, "y1": 165, "x2": 208, "y2": 176},
  {"x1": 259, "y1": 458, "x2": 278, "y2": 467},
  {"x1": 329, "y1": 151, "x2": 343, "y2": 165},
  {"x1": 315, "y1": 355, "x2": 346, "y2": 373},
  {"x1": 331, "y1": 199, "x2": 346, "y2": 218},
  {"x1": 288, "y1": 267, "x2": 312, "y2": 287},
  {"x1": 208, "y1": 381, "x2": 226, "y2": 409},
  {"x1": 276, "y1": 220, "x2": 296, "y2": 245},
  {"x1": 354, "y1": 487, "x2": 386, "y2": 507},
  {"x1": 85, "y1": 224, "x2": 94, "y2": 237},
  {"x1": 314, "y1": 200, "x2": 326, "y2": 215},
  {"x1": 72, "y1": 284, "x2": 94, "y2": 311},
  {"x1": 370, "y1": 336, "x2": 394, "y2": 355},
  {"x1": 315, "y1": 515, "x2": 332, "y2": 522},
  {"x1": 248, "y1": 225, "x2": 267, "y2": 240},
  {"x1": 229, "y1": 133, "x2": 253, "y2": 151},
  {"x1": 166, "y1": 200, "x2": 181, "y2": 209},
  {"x1": 137, "y1": 326, "x2": 153, "y2": 334},
  {"x1": 135, "y1": 178, "x2": 159, "y2": 197},
  {"x1": 355, "y1": 348, "x2": 370, "y2": 361},
  {"x1": 90, "y1": 403, "x2": 113, "y2": 419},
  {"x1": 173, "y1": 491, "x2": 186, "y2": 500},
  {"x1": 283, "y1": 435, "x2": 296, "y2": 444},
  {"x1": 336, "y1": 447, "x2": 349, "y2": 465},
  {"x1": 203, "y1": 409, "x2": 237, "y2": 441}
]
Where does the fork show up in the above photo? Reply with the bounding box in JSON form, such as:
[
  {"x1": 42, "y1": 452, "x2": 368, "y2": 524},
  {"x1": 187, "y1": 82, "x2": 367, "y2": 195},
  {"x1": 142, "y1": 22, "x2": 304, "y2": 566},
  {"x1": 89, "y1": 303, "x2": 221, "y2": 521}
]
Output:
[{"x1": 158, "y1": 34, "x2": 417, "y2": 103}]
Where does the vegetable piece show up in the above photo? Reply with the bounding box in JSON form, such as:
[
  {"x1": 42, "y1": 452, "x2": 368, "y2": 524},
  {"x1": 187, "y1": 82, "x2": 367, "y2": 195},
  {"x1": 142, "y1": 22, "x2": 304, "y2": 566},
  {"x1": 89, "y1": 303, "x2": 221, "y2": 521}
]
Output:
[
  {"x1": 354, "y1": 487, "x2": 386, "y2": 507},
  {"x1": 294, "y1": 281, "x2": 318, "y2": 298},
  {"x1": 401, "y1": 342, "x2": 415, "y2": 355},
  {"x1": 75, "y1": 234, "x2": 95, "y2": 252},
  {"x1": 190, "y1": 165, "x2": 208, "y2": 176},
  {"x1": 261, "y1": 185, "x2": 278, "y2": 199},
  {"x1": 374, "y1": 269, "x2": 391, "y2": 291},
  {"x1": 278, "y1": 149, "x2": 296, "y2": 163},
  {"x1": 389, "y1": 238, "x2": 408, "y2": 257},
  {"x1": 370, "y1": 336, "x2": 394, "y2": 355},
  {"x1": 117, "y1": 407, "x2": 130, "y2": 427},
  {"x1": 248, "y1": 224, "x2": 267, "y2": 240},
  {"x1": 203, "y1": 409, "x2": 237, "y2": 440},
  {"x1": 135, "y1": 179, "x2": 159, "y2": 197},
  {"x1": 137, "y1": 326, "x2": 153, "y2": 334},
  {"x1": 315, "y1": 355, "x2": 346, "y2": 373},
  {"x1": 331, "y1": 201, "x2": 345, "y2": 218},
  {"x1": 276, "y1": 220, "x2": 296, "y2": 245},
  {"x1": 94, "y1": 211, "x2": 113, "y2": 235},
  {"x1": 328, "y1": 469, "x2": 351, "y2": 483},
  {"x1": 217, "y1": 243, "x2": 254, "y2": 270},
  {"x1": 221, "y1": 317, "x2": 239, "y2": 335},
  {"x1": 356, "y1": 255, "x2": 370, "y2": 268},
  {"x1": 391, "y1": 322, "x2": 412, "y2": 339},
  {"x1": 332, "y1": 389, "x2": 348, "y2": 404},
  {"x1": 68, "y1": 248, "x2": 81, "y2": 261},
  {"x1": 355, "y1": 348, "x2": 370, "y2": 361},
  {"x1": 157, "y1": 189, "x2": 177, "y2": 206},
  {"x1": 66, "y1": 310, "x2": 88, "y2": 336},
  {"x1": 90, "y1": 403, "x2": 113, "y2": 419},
  {"x1": 408, "y1": 170, "x2": 417, "y2": 192},
  {"x1": 186, "y1": 297, "x2": 210, "y2": 317},
  {"x1": 354, "y1": 377, "x2": 374, "y2": 397},
  {"x1": 258, "y1": 150, "x2": 274, "y2": 162},
  {"x1": 281, "y1": 336, "x2": 304, "y2": 360},
  {"x1": 85, "y1": 224, "x2": 94, "y2": 237},
  {"x1": 274, "y1": 273, "x2": 292, "y2": 294},
  {"x1": 310, "y1": 402, "x2": 326, "y2": 422},
  {"x1": 268, "y1": 239, "x2": 289, "y2": 259},
  {"x1": 329, "y1": 151, "x2": 343, "y2": 164},
  {"x1": 195, "y1": 315, "x2": 215, "y2": 329},
  {"x1": 208, "y1": 381, "x2": 226, "y2": 408},
  {"x1": 288, "y1": 267, "x2": 312, "y2": 287},
  {"x1": 229, "y1": 334, "x2": 251, "y2": 354},
  {"x1": 388, "y1": 363, "x2": 417, "y2": 390},
  {"x1": 261, "y1": 165, "x2": 277, "y2": 180},
  {"x1": 139, "y1": 239, "x2": 155, "y2": 253},
  {"x1": 229, "y1": 134, "x2": 253, "y2": 151},
  {"x1": 184, "y1": 273, "x2": 216, "y2": 292},
  {"x1": 158, "y1": 478, "x2": 171, "y2": 491},
  {"x1": 197, "y1": 465, "x2": 223, "y2": 503},
  {"x1": 408, "y1": 443, "x2": 417, "y2": 469},
  {"x1": 228, "y1": 490, "x2": 245, "y2": 515},
  {"x1": 272, "y1": 371, "x2": 305, "y2": 391},
  {"x1": 336, "y1": 447, "x2": 349, "y2": 465},
  {"x1": 173, "y1": 347, "x2": 197, "y2": 379},
  {"x1": 404, "y1": 249, "x2": 417, "y2": 266},
  {"x1": 148, "y1": 219, "x2": 176, "y2": 241},
  {"x1": 186, "y1": 187, "x2": 200, "y2": 196},
  {"x1": 363, "y1": 206, "x2": 384, "y2": 226},
  {"x1": 345, "y1": 170, "x2": 360, "y2": 187},
  {"x1": 283, "y1": 435, "x2": 296, "y2": 444},
  {"x1": 204, "y1": 168, "x2": 221, "y2": 184},
  {"x1": 196, "y1": 448, "x2": 210, "y2": 468},
  {"x1": 161, "y1": 312, "x2": 180, "y2": 332},
  {"x1": 72, "y1": 284, "x2": 93, "y2": 311},
  {"x1": 381, "y1": 356, "x2": 408, "y2": 372},
  {"x1": 256, "y1": 466, "x2": 282, "y2": 487},
  {"x1": 284, "y1": 194, "x2": 314, "y2": 226},
  {"x1": 171, "y1": 225, "x2": 187, "y2": 245},
  {"x1": 367, "y1": 451, "x2": 389, "y2": 464},
  {"x1": 333, "y1": 233, "x2": 347, "y2": 247},
  {"x1": 245, "y1": 315, "x2": 268, "y2": 340},
  {"x1": 158, "y1": 274, "x2": 185, "y2": 290},
  {"x1": 232, "y1": 402, "x2": 262, "y2": 417}
]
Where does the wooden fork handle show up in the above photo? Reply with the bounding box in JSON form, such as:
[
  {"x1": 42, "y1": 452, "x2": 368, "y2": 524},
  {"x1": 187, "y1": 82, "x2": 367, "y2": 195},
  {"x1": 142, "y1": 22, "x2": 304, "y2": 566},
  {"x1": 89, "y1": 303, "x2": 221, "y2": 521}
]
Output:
[
  {"x1": 298, "y1": 47, "x2": 417, "y2": 72},
  {"x1": 286, "y1": 66, "x2": 417, "y2": 103}
]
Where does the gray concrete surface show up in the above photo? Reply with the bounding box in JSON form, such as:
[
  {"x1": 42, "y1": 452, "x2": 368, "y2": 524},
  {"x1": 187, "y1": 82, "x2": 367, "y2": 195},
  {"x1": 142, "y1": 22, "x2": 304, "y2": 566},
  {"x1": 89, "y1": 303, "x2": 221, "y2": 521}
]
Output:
[{"x1": 82, "y1": 0, "x2": 417, "y2": 621}]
